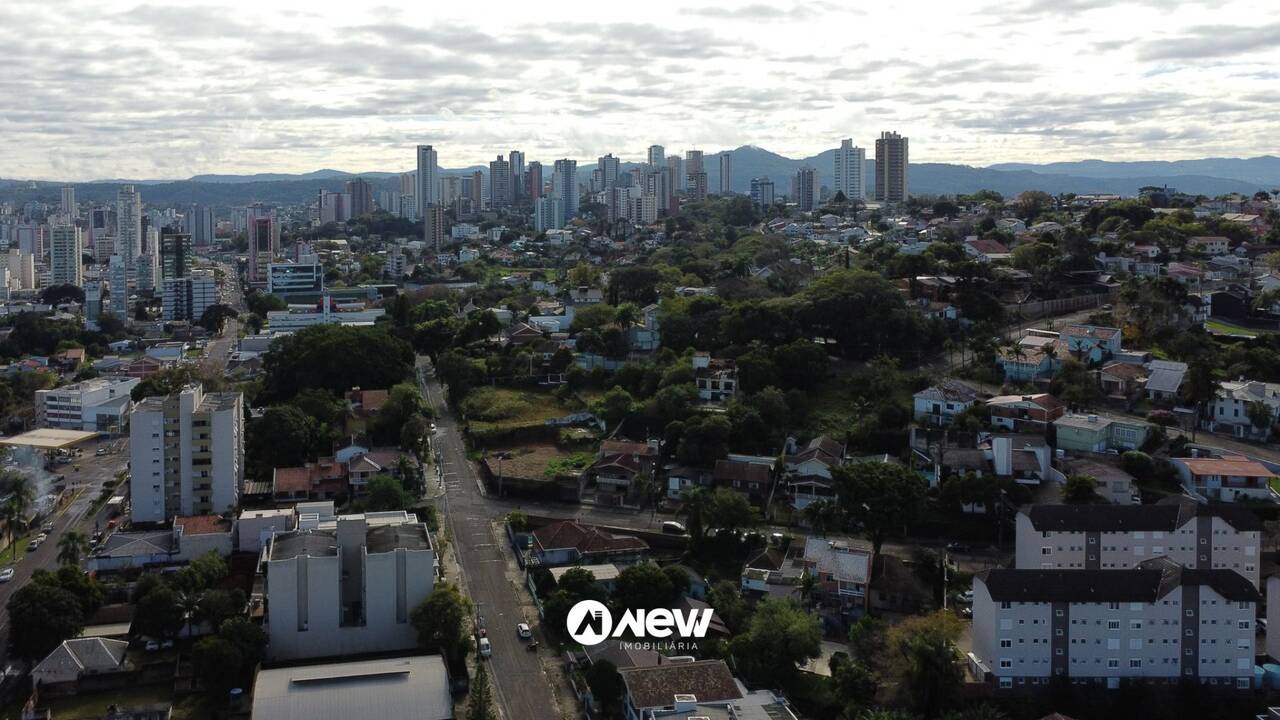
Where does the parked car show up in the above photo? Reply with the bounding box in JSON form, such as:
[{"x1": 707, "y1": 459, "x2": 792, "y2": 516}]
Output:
[
  {"x1": 517, "y1": 623, "x2": 531, "y2": 639},
  {"x1": 26, "y1": 540, "x2": 40, "y2": 552},
  {"x1": 478, "y1": 637, "x2": 492, "y2": 658},
  {"x1": 945, "y1": 542, "x2": 971, "y2": 553},
  {"x1": 96, "y1": 447, "x2": 107, "y2": 456},
  {"x1": 40, "y1": 522, "x2": 53, "y2": 533},
  {"x1": 0, "y1": 568, "x2": 14, "y2": 583},
  {"x1": 957, "y1": 589, "x2": 975, "y2": 604},
  {"x1": 662, "y1": 521, "x2": 687, "y2": 535}
]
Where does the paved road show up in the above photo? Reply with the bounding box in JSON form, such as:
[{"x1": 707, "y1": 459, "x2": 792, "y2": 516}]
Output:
[
  {"x1": 416, "y1": 360, "x2": 563, "y2": 720},
  {"x1": 0, "y1": 438, "x2": 128, "y2": 663}
]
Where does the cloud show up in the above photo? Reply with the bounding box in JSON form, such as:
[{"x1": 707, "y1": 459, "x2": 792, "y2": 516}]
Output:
[{"x1": 1137, "y1": 22, "x2": 1280, "y2": 61}]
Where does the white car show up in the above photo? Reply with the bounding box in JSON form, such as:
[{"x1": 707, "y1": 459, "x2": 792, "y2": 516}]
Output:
[
  {"x1": 517, "y1": 623, "x2": 532, "y2": 639},
  {"x1": 478, "y1": 637, "x2": 492, "y2": 658},
  {"x1": 0, "y1": 568, "x2": 14, "y2": 583},
  {"x1": 957, "y1": 589, "x2": 975, "y2": 604}
]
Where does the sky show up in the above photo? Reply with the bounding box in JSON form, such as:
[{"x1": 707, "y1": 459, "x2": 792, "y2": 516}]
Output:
[{"x1": 2, "y1": 0, "x2": 1278, "y2": 181}]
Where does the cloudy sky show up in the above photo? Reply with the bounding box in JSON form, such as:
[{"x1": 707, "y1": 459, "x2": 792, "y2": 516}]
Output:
[{"x1": 2, "y1": 0, "x2": 1277, "y2": 180}]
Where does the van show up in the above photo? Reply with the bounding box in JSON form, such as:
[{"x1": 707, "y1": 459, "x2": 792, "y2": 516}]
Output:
[{"x1": 662, "y1": 521, "x2": 687, "y2": 535}]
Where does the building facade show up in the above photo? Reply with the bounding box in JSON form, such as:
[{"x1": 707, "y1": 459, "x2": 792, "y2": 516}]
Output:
[
  {"x1": 874, "y1": 131, "x2": 909, "y2": 203},
  {"x1": 50, "y1": 224, "x2": 83, "y2": 287},
  {"x1": 833, "y1": 138, "x2": 866, "y2": 201},
  {"x1": 35, "y1": 377, "x2": 140, "y2": 432}
]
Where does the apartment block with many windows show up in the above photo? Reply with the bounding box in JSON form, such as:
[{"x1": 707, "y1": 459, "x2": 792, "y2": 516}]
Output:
[{"x1": 129, "y1": 384, "x2": 243, "y2": 523}]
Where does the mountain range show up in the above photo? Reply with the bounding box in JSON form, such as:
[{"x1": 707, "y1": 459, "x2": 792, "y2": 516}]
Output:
[{"x1": 3, "y1": 147, "x2": 1277, "y2": 208}]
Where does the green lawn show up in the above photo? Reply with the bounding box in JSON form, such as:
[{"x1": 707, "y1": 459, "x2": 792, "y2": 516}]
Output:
[
  {"x1": 0, "y1": 534, "x2": 35, "y2": 568},
  {"x1": 1204, "y1": 319, "x2": 1260, "y2": 338},
  {"x1": 6, "y1": 683, "x2": 212, "y2": 720},
  {"x1": 460, "y1": 387, "x2": 586, "y2": 438}
]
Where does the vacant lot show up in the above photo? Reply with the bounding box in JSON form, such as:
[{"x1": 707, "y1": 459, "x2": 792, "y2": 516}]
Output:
[{"x1": 461, "y1": 387, "x2": 586, "y2": 438}]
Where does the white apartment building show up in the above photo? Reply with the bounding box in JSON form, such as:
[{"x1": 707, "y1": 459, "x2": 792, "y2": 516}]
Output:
[
  {"x1": 107, "y1": 255, "x2": 129, "y2": 319},
  {"x1": 116, "y1": 185, "x2": 142, "y2": 265},
  {"x1": 416, "y1": 144, "x2": 439, "y2": 213},
  {"x1": 265, "y1": 296, "x2": 385, "y2": 332},
  {"x1": 263, "y1": 512, "x2": 435, "y2": 660},
  {"x1": 833, "y1": 139, "x2": 866, "y2": 201},
  {"x1": 129, "y1": 384, "x2": 244, "y2": 524},
  {"x1": 50, "y1": 224, "x2": 83, "y2": 288},
  {"x1": 7, "y1": 249, "x2": 36, "y2": 291},
  {"x1": 1015, "y1": 499, "x2": 1262, "y2": 587},
  {"x1": 35, "y1": 377, "x2": 140, "y2": 432},
  {"x1": 162, "y1": 273, "x2": 218, "y2": 322},
  {"x1": 973, "y1": 558, "x2": 1259, "y2": 690}
]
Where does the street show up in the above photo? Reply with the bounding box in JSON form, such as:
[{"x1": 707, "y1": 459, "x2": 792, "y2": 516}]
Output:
[
  {"x1": 417, "y1": 359, "x2": 567, "y2": 719},
  {"x1": 0, "y1": 437, "x2": 127, "y2": 664}
]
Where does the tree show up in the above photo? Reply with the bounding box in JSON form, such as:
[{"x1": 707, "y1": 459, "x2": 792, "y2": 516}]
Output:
[
  {"x1": 594, "y1": 386, "x2": 636, "y2": 429},
  {"x1": 707, "y1": 580, "x2": 750, "y2": 634},
  {"x1": 834, "y1": 462, "x2": 928, "y2": 555},
  {"x1": 557, "y1": 568, "x2": 607, "y2": 603},
  {"x1": 245, "y1": 405, "x2": 320, "y2": 480},
  {"x1": 886, "y1": 611, "x2": 963, "y2": 718},
  {"x1": 260, "y1": 324, "x2": 413, "y2": 404},
  {"x1": 412, "y1": 582, "x2": 473, "y2": 666},
  {"x1": 467, "y1": 659, "x2": 498, "y2": 720},
  {"x1": 612, "y1": 563, "x2": 677, "y2": 611},
  {"x1": 1182, "y1": 357, "x2": 1218, "y2": 440},
  {"x1": 2, "y1": 472, "x2": 32, "y2": 562},
  {"x1": 197, "y1": 588, "x2": 247, "y2": 632},
  {"x1": 705, "y1": 487, "x2": 756, "y2": 535},
  {"x1": 198, "y1": 304, "x2": 239, "y2": 334},
  {"x1": 1051, "y1": 358, "x2": 1100, "y2": 409},
  {"x1": 41, "y1": 284, "x2": 85, "y2": 306},
  {"x1": 57, "y1": 530, "x2": 88, "y2": 565},
  {"x1": 1247, "y1": 401, "x2": 1274, "y2": 434},
  {"x1": 192, "y1": 637, "x2": 244, "y2": 694},
  {"x1": 134, "y1": 585, "x2": 186, "y2": 639},
  {"x1": 7, "y1": 583, "x2": 85, "y2": 660},
  {"x1": 1063, "y1": 474, "x2": 1099, "y2": 504},
  {"x1": 728, "y1": 598, "x2": 822, "y2": 685},
  {"x1": 679, "y1": 486, "x2": 710, "y2": 545},
  {"x1": 366, "y1": 474, "x2": 414, "y2": 511},
  {"x1": 830, "y1": 653, "x2": 880, "y2": 718},
  {"x1": 583, "y1": 658, "x2": 624, "y2": 715}
]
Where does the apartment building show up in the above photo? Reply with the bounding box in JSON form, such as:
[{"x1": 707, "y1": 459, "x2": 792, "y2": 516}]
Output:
[
  {"x1": 1014, "y1": 499, "x2": 1262, "y2": 587},
  {"x1": 35, "y1": 377, "x2": 140, "y2": 431},
  {"x1": 263, "y1": 511, "x2": 435, "y2": 660},
  {"x1": 129, "y1": 384, "x2": 244, "y2": 523},
  {"x1": 161, "y1": 273, "x2": 218, "y2": 322},
  {"x1": 973, "y1": 558, "x2": 1259, "y2": 690}
]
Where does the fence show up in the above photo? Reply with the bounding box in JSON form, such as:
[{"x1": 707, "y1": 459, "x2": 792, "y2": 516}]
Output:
[{"x1": 1003, "y1": 292, "x2": 1112, "y2": 321}]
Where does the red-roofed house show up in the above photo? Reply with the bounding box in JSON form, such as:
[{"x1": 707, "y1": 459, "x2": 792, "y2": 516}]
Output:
[
  {"x1": 1173, "y1": 456, "x2": 1279, "y2": 503},
  {"x1": 532, "y1": 520, "x2": 649, "y2": 567},
  {"x1": 986, "y1": 393, "x2": 1065, "y2": 434},
  {"x1": 271, "y1": 459, "x2": 348, "y2": 501}
]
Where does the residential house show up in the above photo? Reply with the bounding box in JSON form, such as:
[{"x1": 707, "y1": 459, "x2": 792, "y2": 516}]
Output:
[
  {"x1": 964, "y1": 237, "x2": 1010, "y2": 262},
  {"x1": 272, "y1": 459, "x2": 349, "y2": 501},
  {"x1": 1014, "y1": 497, "x2": 1261, "y2": 586},
  {"x1": 740, "y1": 545, "x2": 804, "y2": 597},
  {"x1": 912, "y1": 380, "x2": 982, "y2": 427},
  {"x1": 531, "y1": 520, "x2": 649, "y2": 567},
  {"x1": 666, "y1": 465, "x2": 713, "y2": 500},
  {"x1": 628, "y1": 304, "x2": 661, "y2": 352},
  {"x1": 549, "y1": 563, "x2": 622, "y2": 594},
  {"x1": 1098, "y1": 361, "x2": 1147, "y2": 399},
  {"x1": 801, "y1": 536, "x2": 873, "y2": 618},
  {"x1": 986, "y1": 393, "x2": 1065, "y2": 434},
  {"x1": 1144, "y1": 360, "x2": 1187, "y2": 402},
  {"x1": 31, "y1": 638, "x2": 130, "y2": 694},
  {"x1": 1065, "y1": 458, "x2": 1137, "y2": 505},
  {"x1": 1207, "y1": 379, "x2": 1280, "y2": 439},
  {"x1": 1053, "y1": 413, "x2": 1148, "y2": 453},
  {"x1": 87, "y1": 515, "x2": 234, "y2": 571},
  {"x1": 1061, "y1": 325, "x2": 1121, "y2": 364},
  {"x1": 618, "y1": 660, "x2": 795, "y2": 720},
  {"x1": 713, "y1": 458, "x2": 773, "y2": 506},
  {"x1": 785, "y1": 436, "x2": 845, "y2": 511},
  {"x1": 591, "y1": 439, "x2": 659, "y2": 499},
  {"x1": 345, "y1": 387, "x2": 388, "y2": 418},
  {"x1": 692, "y1": 352, "x2": 737, "y2": 402},
  {"x1": 997, "y1": 340, "x2": 1059, "y2": 381},
  {"x1": 1172, "y1": 455, "x2": 1278, "y2": 504}
]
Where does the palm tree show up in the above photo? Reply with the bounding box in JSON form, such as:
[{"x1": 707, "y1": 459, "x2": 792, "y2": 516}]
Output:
[
  {"x1": 678, "y1": 487, "x2": 709, "y2": 546},
  {"x1": 179, "y1": 591, "x2": 202, "y2": 638},
  {"x1": 613, "y1": 303, "x2": 640, "y2": 328},
  {"x1": 57, "y1": 531, "x2": 88, "y2": 566},
  {"x1": 799, "y1": 573, "x2": 817, "y2": 610},
  {"x1": 2, "y1": 473, "x2": 33, "y2": 562},
  {"x1": 1, "y1": 501, "x2": 20, "y2": 564}
]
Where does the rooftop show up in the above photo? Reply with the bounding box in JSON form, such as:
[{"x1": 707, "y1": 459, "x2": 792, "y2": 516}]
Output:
[
  {"x1": 619, "y1": 659, "x2": 743, "y2": 710},
  {"x1": 1023, "y1": 497, "x2": 1261, "y2": 533},
  {"x1": 174, "y1": 515, "x2": 233, "y2": 536},
  {"x1": 1178, "y1": 456, "x2": 1277, "y2": 478},
  {"x1": 251, "y1": 655, "x2": 452, "y2": 720},
  {"x1": 978, "y1": 557, "x2": 1260, "y2": 603}
]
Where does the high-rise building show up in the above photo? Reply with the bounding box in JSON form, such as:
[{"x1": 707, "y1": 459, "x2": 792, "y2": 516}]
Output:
[
  {"x1": 424, "y1": 205, "x2": 446, "y2": 252},
  {"x1": 49, "y1": 224, "x2": 83, "y2": 288},
  {"x1": 526, "y1": 161, "x2": 543, "y2": 201},
  {"x1": 345, "y1": 178, "x2": 373, "y2": 218},
  {"x1": 874, "y1": 131, "x2": 909, "y2": 203},
  {"x1": 833, "y1": 139, "x2": 866, "y2": 201},
  {"x1": 398, "y1": 172, "x2": 418, "y2": 219},
  {"x1": 597, "y1": 153, "x2": 620, "y2": 190},
  {"x1": 186, "y1": 204, "x2": 215, "y2": 247},
  {"x1": 469, "y1": 171, "x2": 484, "y2": 212},
  {"x1": 534, "y1": 196, "x2": 565, "y2": 233},
  {"x1": 60, "y1": 187, "x2": 77, "y2": 218},
  {"x1": 107, "y1": 255, "x2": 128, "y2": 319},
  {"x1": 246, "y1": 204, "x2": 276, "y2": 285},
  {"x1": 488, "y1": 155, "x2": 512, "y2": 209},
  {"x1": 718, "y1": 152, "x2": 732, "y2": 195},
  {"x1": 129, "y1": 384, "x2": 244, "y2": 523},
  {"x1": 136, "y1": 252, "x2": 159, "y2": 292},
  {"x1": 116, "y1": 185, "x2": 142, "y2": 266},
  {"x1": 750, "y1": 177, "x2": 775, "y2": 208},
  {"x1": 667, "y1": 155, "x2": 685, "y2": 193},
  {"x1": 7, "y1": 249, "x2": 36, "y2": 291},
  {"x1": 319, "y1": 190, "x2": 351, "y2": 224},
  {"x1": 161, "y1": 232, "x2": 192, "y2": 280},
  {"x1": 509, "y1": 151, "x2": 525, "y2": 204},
  {"x1": 685, "y1": 150, "x2": 707, "y2": 201},
  {"x1": 644, "y1": 168, "x2": 671, "y2": 214},
  {"x1": 415, "y1": 145, "x2": 439, "y2": 216},
  {"x1": 793, "y1": 167, "x2": 818, "y2": 211},
  {"x1": 162, "y1": 272, "x2": 218, "y2": 322},
  {"x1": 647, "y1": 145, "x2": 665, "y2": 168},
  {"x1": 83, "y1": 280, "x2": 102, "y2": 324},
  {"x1": 553, "y1": 159, "x2": 579, "y2": 220}
]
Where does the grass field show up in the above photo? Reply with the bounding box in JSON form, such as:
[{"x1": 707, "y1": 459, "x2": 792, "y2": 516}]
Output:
[
  {"x1": 8, "y1": 683, "x2": 213, "y2": 720},
  {"x1": 1204, "y1": 319, "x2": 1262, "y2": 337},
  {"x1": 461, "y1": 387, "x2": 586, "y2": 437}
]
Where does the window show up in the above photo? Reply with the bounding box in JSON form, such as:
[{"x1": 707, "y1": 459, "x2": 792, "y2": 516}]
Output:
[
  {"x1": 999, "y1": 677, "x2": 1013, "y2": 689},
  {"x1": 1130, "y1": 659, "x2": 1142, "y2": 669},
  {"x1": 999, "y1": 659, "x2": 1012, "y2": 669},
  {"x1": 1000, "y1": 639, "x2": 1012, "y2": 648},
  {"x1": 1107, "y1": 620, "x2": 1121, "y2": 630},
  {"x1": 1041, "y1": 547, "x2": 1052, "y2": 555},
  {"x1": 1001, "y1": 601, "x2": 1012, "y2": 609},
  {"x1": 1239, "y1": 620, "x2": 1251, "y2": 630},
  {"x1": 1107, "y1": 659, "x2": 1119, "y2": 668}
]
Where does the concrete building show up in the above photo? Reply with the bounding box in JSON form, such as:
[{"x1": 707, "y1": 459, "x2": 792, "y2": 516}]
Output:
[
  {"x1": 344, "y1": 178, "x2": 373, "y2": 219},
  {"x1": 488, "y1": 155, "x2": 512, "y2": 208},
  {"x1": 792, "y1": 167, "x2": 818, "y2": 211},
  {"x1": 267, "y1": 262, "x2": 324, "y2": 296},
  {"x1": 718, "y1": 151, "x2": 732, "y2": 194},
  {"x1": 262, "y1": 512, "x2": 435, "y2": 660},
  {"x1": 597, "y1": 153, "x2": 620, "y2": 190},
  {"x1": 162, "y1": 272, "x2": 218, "y2": 322},
  {"x1": 685, "y1": 150, "x2": 707, "y2": 202},
  {"x1": 160, "y1": 232, "x2": 192, "y2": 281},
  {"x1": 116, "y1": 185, "x2": 142, "y2": 265},
  {"x1": 1053, "y1": 413, "x2": 1149, "y2": 453},
  {"x1": 7, "y1": 249, "x2": 36, "y2": 290},
  {"x1": 49, "y1": 224, "x2": 83, "y2": 287},
  {"x1": 535, "y1": 196, "x2": 565, "y2": 233},
  {"x1": 874, "y1": 131, "x2": 909, "y2": 203},
  {"x1": 35, "y1": 377, "x2": 140, "y2": 432},
  {"x1": 135, "y1": 252, "x2": 159, "y2": 292},
  {"x1": 553, "y1": 159, "x2": 579, "y2": 220},
  {"x1": 972, "y1": 558, "x2": 1259, "y2": 689},
  {"x1": 750, "y1": 177, "x2": 774, "y2": 208},
  {"x1": 60, "y1": 186, "x2": 77, "y2": 218},
  {"x1": 1172, "y1": 455, "x2": 1279, "y2": 504},
  {"x1": 129, "y1": 384, "x2": 244, "y2": 524},
  {"x1": 107, "y1": 255, "x2": 129, "y2": 319},
  {"x1": 508, "y1": 150, "x2": 525, "y2": 204},
  {"x1": 526, "y1": 160, "x2": 543, "y2": 201},
  {"x1": 667, "y1": 155, "x2": 685, "y2": 193},
  {"x1": 647, "y1": 144, "x2": 664, "y2": 168},
  {"x1": 252, "y1": 655, "x2": 453, "y2": 720},
  {"x1": 246, "y1": 204, "x2": 277, "y2": 286},
  {"x1": 833, "y1": 138, "x2": 866, "y2": 201},
  {"x1": 416, "y1": 144, "x2": 439, "y2": 213},
  {"x1": 266, "y1": 296, "x2": 385, "y2": 332},
  {"x1": 187, "y1": 204, "x2": 215, "y2": 246},
  {"x1": 1014, "y1": 499, "x2": 1262, "y2": 587},
  {"x1": 1206, "y1": 379, "x2": 1280, "y2": 440}
]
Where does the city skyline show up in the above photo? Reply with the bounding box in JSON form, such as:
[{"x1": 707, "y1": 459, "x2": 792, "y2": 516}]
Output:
[{"x1": 2, "y1": 0, "x2": 1277, "y2": 181}]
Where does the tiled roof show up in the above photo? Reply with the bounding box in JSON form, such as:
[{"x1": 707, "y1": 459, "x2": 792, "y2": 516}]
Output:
[
  {"x1": 533, "y1": 520, "x2": 648, "y2": 555},
  {"x1": 978, "y1": 557, "x2": 1260, "y2": 603},
  {"x1": 619, "y1": 659, "x2": 742, "y2": 710},
  {"x1": 1179, "y1": 456, "x2": 1276, "y2": 478},
  {"x1": 1024, "y1": 497, "x2": 1261, "y2": 532},
  {"x1": 174, "y1": 515, "x2": 232, "y2": 535},
  {"x1": 712, "y1": 459, "x2": 771, "y2": 487}
]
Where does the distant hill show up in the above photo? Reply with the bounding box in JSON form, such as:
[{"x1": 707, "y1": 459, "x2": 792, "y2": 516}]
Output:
[{"x1": 3, "y1": 148, "x2": 1275, "y2": 208}]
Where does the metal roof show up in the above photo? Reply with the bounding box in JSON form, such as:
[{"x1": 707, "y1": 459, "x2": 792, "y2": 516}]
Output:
[
  {"x1": 0, "y1": 428, "x2": 99, "y2": 450},
  {"x1": 251, "y1": 655, "x2": 453, "y2": 720}
]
